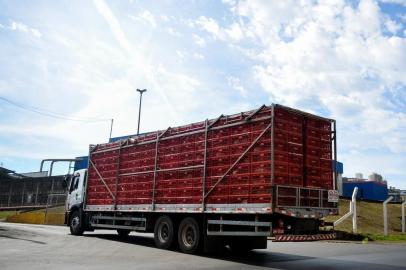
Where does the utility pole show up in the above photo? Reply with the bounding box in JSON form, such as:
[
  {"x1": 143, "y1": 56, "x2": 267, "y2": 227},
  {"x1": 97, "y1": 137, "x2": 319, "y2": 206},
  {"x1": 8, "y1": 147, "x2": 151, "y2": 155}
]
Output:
[{"x1": 136, "y1": 89, "x2": 147, "y2": 135}]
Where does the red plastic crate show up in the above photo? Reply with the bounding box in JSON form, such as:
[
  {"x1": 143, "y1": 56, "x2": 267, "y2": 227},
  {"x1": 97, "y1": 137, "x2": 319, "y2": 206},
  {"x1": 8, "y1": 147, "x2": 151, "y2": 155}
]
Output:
[
  {"x1": 273, "y1": 173, "x2": 289, "y2": 184},
  {"x1": 307, "y1": 147, "x2": 321, "y2": 157},
  {"x1": 288, "y1": 175, "x2": 303, "y2": 186},
  {"x1": 307, "y1": 167, "x2": 320, "y2": 177},
  {"x1": 288, "y1": 144, "x2": 303, "y2": 154},
  {"x1": 306, "y1": 156, "x2": 320, "y2": 167},
  {"x1": 288, "y1": 153, "x2": 303, "y2": 165},
  {"x1": 289, "y1": 164, "x2": 302, "y2": 175},
  {"x1": 274, "y1": 162, "x2": 289, "y2": 174}
]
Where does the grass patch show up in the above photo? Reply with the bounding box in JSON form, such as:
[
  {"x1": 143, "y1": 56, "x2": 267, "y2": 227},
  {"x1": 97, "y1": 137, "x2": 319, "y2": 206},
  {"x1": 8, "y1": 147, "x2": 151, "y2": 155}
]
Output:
[
  {"x1": 325, "y1": 199, "x2": 404, "y2": 235},
  {"x1": 368, "y1": 234, "x2": 406, "y2": 242}
]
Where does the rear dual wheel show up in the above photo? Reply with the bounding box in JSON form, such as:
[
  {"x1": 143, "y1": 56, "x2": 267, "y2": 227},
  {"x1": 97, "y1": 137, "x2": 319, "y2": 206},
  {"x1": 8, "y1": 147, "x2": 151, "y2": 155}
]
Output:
[
  {"x1": 154, "y1": 215, "x2": 175, "y2": 249},
  {"x1": 154, "y1": 216, "x2": 201, "y2": 254},
  {"x1": 178, "y1": 217, "x2": 201, "y2": 254}
]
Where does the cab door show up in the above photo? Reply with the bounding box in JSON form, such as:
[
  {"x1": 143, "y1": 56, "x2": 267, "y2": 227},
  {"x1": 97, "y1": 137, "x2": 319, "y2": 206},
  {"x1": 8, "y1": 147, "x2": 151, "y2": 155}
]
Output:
[{"x1": 67, "y1": 172, "x2": 84, "y2": 210}]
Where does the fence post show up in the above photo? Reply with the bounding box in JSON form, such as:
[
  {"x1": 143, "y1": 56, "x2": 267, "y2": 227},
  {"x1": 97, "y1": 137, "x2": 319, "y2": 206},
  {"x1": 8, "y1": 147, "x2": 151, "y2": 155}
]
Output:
[
  {"x1": 352, "y1": 187, "x2": 358, "y2": 234},
  {"x1": 44, "y1": 194, "x2": 50, "y2": 224},
  {"x1": 402, "y1": 200, "x2": 406, "y2": 234},
  {"x1": 383, "y1": 196, "x2": 394, "y2": 236},
  {"x1": 35, "y1": 182, "x2": 39, "y2": 205},
  {"x1": 7, "y1": 182, "x2": 12, "y2": 207},
  {"x1": 21, "y1": 181, "x2": 25, "y2": 206},
  {"x1": 334, "y1": 187, "x2": 358, "y2": 233}
]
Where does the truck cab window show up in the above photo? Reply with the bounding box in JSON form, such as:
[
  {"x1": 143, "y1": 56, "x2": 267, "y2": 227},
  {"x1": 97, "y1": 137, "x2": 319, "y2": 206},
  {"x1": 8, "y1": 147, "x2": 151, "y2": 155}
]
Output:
[{"x1": 69, "y1": 176, "x2": 80, "y2": 193}]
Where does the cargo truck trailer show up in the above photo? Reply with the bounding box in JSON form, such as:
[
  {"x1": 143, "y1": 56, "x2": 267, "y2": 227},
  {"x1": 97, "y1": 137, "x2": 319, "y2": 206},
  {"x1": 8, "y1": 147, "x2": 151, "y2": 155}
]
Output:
[{"x1": 65, "y1": 104, "x2": 339, "y2": 253}]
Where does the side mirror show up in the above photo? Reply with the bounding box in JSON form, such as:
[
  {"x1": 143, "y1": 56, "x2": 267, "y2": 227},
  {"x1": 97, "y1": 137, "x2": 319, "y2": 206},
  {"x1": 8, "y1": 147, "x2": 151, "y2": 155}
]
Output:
[{"x1": 62, "y1": 175, "x2": 70, "y2": 190}]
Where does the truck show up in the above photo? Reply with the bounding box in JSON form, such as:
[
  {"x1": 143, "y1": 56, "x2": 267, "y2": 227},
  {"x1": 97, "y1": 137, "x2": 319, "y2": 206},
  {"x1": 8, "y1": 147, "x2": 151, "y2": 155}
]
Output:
[{"x1": 65, "y1": 104, "x2": 338, "y2": 254}]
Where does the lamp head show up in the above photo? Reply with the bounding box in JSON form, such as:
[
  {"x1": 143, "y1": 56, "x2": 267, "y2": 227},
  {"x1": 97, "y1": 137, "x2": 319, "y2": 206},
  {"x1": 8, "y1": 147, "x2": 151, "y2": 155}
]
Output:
[{"x1": 136, "y1": 89, "x2": 147, "y2": 94}]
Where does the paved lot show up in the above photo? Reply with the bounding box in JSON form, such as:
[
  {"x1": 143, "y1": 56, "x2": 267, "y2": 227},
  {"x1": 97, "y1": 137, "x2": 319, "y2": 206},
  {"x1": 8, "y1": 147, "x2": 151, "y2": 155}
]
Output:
[{"x1": 0, "y1": 222, "x2": 405, "y2": 270}]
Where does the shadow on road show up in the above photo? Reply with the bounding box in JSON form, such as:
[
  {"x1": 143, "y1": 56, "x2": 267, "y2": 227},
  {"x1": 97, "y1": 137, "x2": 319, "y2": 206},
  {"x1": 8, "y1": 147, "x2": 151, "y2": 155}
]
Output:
[{"x1": 84, "y1": 234, "x2": 404, "y2": 270}]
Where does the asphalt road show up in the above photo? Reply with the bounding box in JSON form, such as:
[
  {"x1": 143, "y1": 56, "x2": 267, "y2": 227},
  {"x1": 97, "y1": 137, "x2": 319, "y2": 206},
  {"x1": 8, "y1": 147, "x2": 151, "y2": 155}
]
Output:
[{"x1": 0, "y1": 222, "x2": 405, "y2": 270}]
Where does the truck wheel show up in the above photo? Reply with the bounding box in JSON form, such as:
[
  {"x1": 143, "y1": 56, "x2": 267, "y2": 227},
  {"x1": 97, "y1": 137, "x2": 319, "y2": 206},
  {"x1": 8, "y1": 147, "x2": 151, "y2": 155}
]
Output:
[
  {"x1": 69, "y1": 211, "x2": 84, "y2": 236},
  {"x1": 178, "y1": 217, "x2": 200, "y2": 254},
  {"x1": 154, "y1": 215, "x2": 175, "y2": 249},
  {"x1": 117, "y1": 229, "x2": 131, "y2": 238}
]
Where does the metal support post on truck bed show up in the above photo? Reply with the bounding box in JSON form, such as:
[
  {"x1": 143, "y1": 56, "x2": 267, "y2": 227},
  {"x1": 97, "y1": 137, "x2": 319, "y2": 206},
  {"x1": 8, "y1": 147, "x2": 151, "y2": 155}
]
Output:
[
  {"x1": 333, "y1": 120, "x2": 337, "y2": 191},
  {"x1": 202, "y1": 115, "x2": 225, "y2": 211},
  {"x1": 152, "y1": 128, "x2": 170, "y2": 210},
  {"x1": 114, "y1": 140, "x2": 126, "y2": 209},
  {"x1": 202, "y1": 119, "x2": 209, "y2": 212},
  {"x1": 271, "y1": 104, "x2": 275, "y2": 207}
]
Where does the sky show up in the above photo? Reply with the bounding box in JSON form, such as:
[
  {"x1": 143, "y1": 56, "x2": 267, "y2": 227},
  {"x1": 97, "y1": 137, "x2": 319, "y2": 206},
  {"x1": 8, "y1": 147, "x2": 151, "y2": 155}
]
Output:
[{"x1": 0, "y1": 0, "x2": 405, "y2": 188}]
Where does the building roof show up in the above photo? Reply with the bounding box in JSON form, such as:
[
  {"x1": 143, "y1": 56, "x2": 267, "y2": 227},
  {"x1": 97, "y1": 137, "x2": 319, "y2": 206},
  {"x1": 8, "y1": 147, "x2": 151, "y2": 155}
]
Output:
[{"x1": 0, "y1": 167, "x2": 15, "y2": 174}]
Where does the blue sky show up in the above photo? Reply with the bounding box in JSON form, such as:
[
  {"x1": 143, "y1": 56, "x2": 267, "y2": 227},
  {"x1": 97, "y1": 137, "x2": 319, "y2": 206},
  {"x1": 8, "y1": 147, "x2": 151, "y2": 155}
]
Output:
[{"x1": 0, "y1": 0, "x2": 405, "y2": 188}]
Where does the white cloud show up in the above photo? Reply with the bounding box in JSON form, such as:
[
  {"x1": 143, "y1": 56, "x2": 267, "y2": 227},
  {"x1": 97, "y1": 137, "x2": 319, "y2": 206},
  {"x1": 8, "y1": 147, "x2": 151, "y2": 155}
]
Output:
[
  {"x1": 379, "y1": 0, "x2": 406, "y2": 6},
  {"x1": 196, "y1": 16, "x2": 221, "y2": 37},
  {"x1": 196, "y1": 16, "x2": 245, "y2": 42},
  {"x1": 192, "y1": 34, "x2": 206, "y2": 47},
  {"x1": 9, "y1": 21, "x2": 42, "y2": 38},
  {"x1": 225, "y1": 23, "x2": 244, "y2": 41},
  {"x1": 136, "y1": 10, "x2": 157, "y2": 28},
  {"x1": 227, "y1": 76, "x2": 246, "y2": 97},
  {"x1": 167, "y1": 27, "x2": 182, "y2": 37},
  {"x1": 192, "y1": 52, "x2": 205, "y2": 60},
  {"x1": 176, "y1": 50, "x2": 185, "y2": 59},
  {"x1": 160, "y1": 15, "x2": 170, "y2": 22},
  {"x1": 93, "y1": 0, "x2": 132, "y2": 53},
  {"x1": 384, "y1": 18, "x2": 402, "y2": 34}
]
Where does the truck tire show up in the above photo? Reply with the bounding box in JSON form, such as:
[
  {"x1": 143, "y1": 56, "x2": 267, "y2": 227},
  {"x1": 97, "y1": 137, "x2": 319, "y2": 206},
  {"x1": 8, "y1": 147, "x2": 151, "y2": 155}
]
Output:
[
  {"x1": 178, "y1": 217, "x2": 201, "y2": 254},
  {"x1": 117, "y1": 229, "x2": 131, "y2": 238},
  {"x1": 69, "y1": 210, "x2": 84, "y2": 236},
  {"x1": 154, "y1": 215, "x2": 175, "y2": 249}
]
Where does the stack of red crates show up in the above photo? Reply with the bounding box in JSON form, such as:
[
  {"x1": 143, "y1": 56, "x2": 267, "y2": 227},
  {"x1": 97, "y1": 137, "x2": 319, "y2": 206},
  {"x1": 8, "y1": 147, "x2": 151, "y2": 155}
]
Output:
[
  {"x1": 85, "y1": 104, "x2": 334, "y2": 208},
  {"x1": 305, "y1": 118, "x2": 333, "y2": 189},
  {"x1": 273, "y1": 107, "x2": 304, "y2": 189}
]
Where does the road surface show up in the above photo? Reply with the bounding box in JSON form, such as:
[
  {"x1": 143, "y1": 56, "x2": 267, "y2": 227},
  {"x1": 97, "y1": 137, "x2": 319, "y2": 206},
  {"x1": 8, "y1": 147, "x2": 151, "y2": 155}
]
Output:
[{"x1": 0, "y1": 222, "x2": 405, "y2": 270}]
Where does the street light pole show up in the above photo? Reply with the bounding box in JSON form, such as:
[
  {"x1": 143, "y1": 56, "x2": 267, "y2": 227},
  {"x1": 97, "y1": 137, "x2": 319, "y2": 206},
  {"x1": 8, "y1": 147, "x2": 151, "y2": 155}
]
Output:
[
  {"x1": 109, "y1": 118, "x2": 114, "y2": 141},
  {"x1": 136, "y1": 89, "x2": 147, "y2": 135}
]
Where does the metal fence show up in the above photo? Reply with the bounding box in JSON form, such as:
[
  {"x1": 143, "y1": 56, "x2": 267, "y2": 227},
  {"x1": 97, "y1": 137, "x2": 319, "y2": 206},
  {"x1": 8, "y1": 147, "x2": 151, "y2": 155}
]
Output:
[{"x1": 0, "y1": 176, "x2": 67, "y2": 210}]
